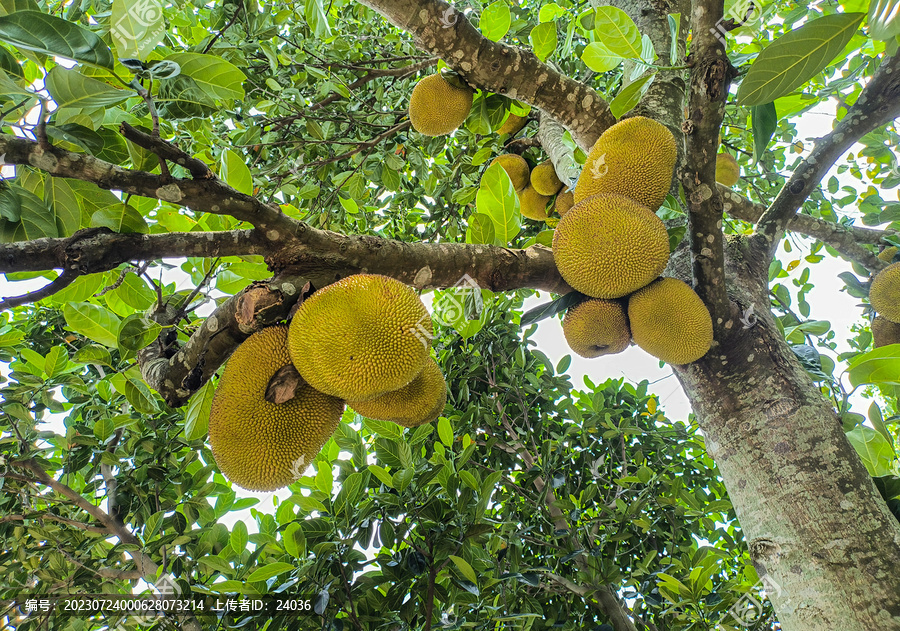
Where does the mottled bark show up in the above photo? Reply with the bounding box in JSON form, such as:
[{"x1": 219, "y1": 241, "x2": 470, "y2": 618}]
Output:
[{"x1": 536, "y1": 114, "x2": 579, "y2": 190}]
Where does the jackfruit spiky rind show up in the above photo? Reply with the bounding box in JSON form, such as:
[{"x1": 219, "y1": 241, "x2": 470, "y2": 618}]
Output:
[
  {"x1": 872, "y1": 316, "x2": 900, "y2": 348},
  {"x1": 409, "y1": 73, "x2": 474, "y2": 136},
  {"x1": 628, "y1": 278, "x2": 713, "y2": 365},
  {"x1": 715, "y1": 153, "x2": 740, "y2": 187},
  {"x1": 554, "y1": 190, "x2": 575, "y2": 216},
  {"x1": 878, "y1": 246, "x2": 899, "y2": 263},
  {"x1": 531, "y1": 161, "x2": 564, "y2": 196},
  {"x1": 348, "y1": 357, "x2": 446, "y2": 427},
  {"x1": 870, "y1": 262, "x2": 900, "y2": 323},
  {"x1": 574, "y1": 116, "x2": 677, "y2": 211},
  {"x1": 498, "y1": 113, "x2": 527, "y2": 136},
  {"x1": 490, "y1": 154, "x2": 530, "y2": 191},
  {"x1": 519, "y1": 186, "x2": 552, "y2": 220},
  {"x1": 209, "y1": 326, "x2": 344, "y2": 492},
  {"x1": 563, "y1": 299, "x2": 631, "y2": 358},
  {"x1": 288, "y1": 274, "x2": 432, "y2": 400},
  {"x1": 552, "y1": 193, "x2": 670, "y2": 299}
]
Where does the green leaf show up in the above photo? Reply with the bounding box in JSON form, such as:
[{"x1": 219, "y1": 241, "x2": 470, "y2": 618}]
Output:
[
  {"x1": 247, "y1": 562, "x2": 294, "y2": 583},
  {"x1": 220, "y1": 149, "x2": 253, "y2": 195},
  {"x1": 869, "y1": 0, "x2": 900, "y2": 40},
  {"x1": 63, "y1": 302, "x2": 121, "y2": 348},
  {"x1": 481, "y1": 0, "x2": 511, "y2": 41},
  {"x1": 476, "y1": 162, "x2": 520, "y2": 245},
  {"x1": 736, "y1": 13, "x2": 865, "y2": 106},
  {"x1": 846, "y1": 426, "x2": 895, "y2": 476},
  {"x1": 581, "y1": 42, "x2": 622, "y2": 72},
  {"x1": 437, "y1": 416, "x2": 453, "y2": 447},
  {"x1": 109, "y1": 372, "x2": 158, "y2": 414},
  {"x1": 72, "y1": 344, "x2": 111, "y2": 366},
  {"x1": 592, "y1": 6, "x2": 642, "y2": 58},
  {"x1": 367, "y1": 464, "x2": 394, "y2": 488},
  {"x1": 231, "y1": 520, "x2": 249, "y2": 554},
  {"x1": 45, "y1": 178, "x2": 81, "y2": 236},
  {"x1": 0, "y1": 186, "x2": 57, "y2": 242},
  {"x1": 848, "y1": 345, "x2": 900, "y2": 387},
  {"x1": 465, "y1": 212, "x2": 496, "y2": 245},
  {"x1": 156, "y1": 74, "x2": 217, "y2": 120},
  {"x1": 117, "y1": 314, "x2": 161, "y2": 352},
  {"x1": 0, "y1": 11, "x2": 114, "y2": 68},
  {"x1": 520, "y1": 291, "x2": 586, "y2": 327},
  {"x1": 751, "y1": 101, "x2": 778, "y2": 164},
  {"x1": 448, "y1": 555, "x2": 478, "y2": 584},
  {"x1": 110, "y1": 0, "x2": 165, "y2": 60},
  {"x1": 282, "y1": 523, "x2": 305, "y2": 558},
  {"x1": 305, "y1": 0, "x2": 332, "y2": 38},
  {"x1": 90, "y1": 204, "x2": 149, "y2": 234},
  {"x1": 668, "y1": 13, "x2": 681, "y2": 65},
  {"x1": 164, "y1": 52, "x2": 247, "y2": 101},
  {"x1": 45, "y1": 66, "x2": 132, "y2": 110},
  {"x1": 609, "y1": 72, "x2": 655, "y2": 119},
  {"x1": 529, "y1": 22, "x2": 557, "y2": 62}
]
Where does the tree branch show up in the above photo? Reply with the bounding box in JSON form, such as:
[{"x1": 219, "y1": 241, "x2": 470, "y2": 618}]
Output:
[
  {"x1": 543, "y1": 573, "x2": 638, "y2": 631},
  {"x1": 0, "y1": 513, "x2": 109, "y2": 534},
  {"x1": 119, "y1": 123, "x2": 214, "y2": 179},
  {"x1": 0, "y1": 134, "x2": 299, "y2": 238},
  {"x1": 678, "y1": 0, "x2": 736, "y2": 337},
  {"x1": 0, "y1": 269, "x2": 79, "y2": 311},
  {"x1": 536, "y1": 114, "x2": 579, "y2": 191},
  {"x1": 355, "y1": 0, "x2": 614, "y2": 151},
  {"x1": 753, "y1": 51, "x2": 900, "y2": 256}
]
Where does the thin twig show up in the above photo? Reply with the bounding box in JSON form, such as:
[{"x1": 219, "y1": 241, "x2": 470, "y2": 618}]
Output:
[{"x1": 0, "y1": 269, "x2": 80, "y2": 311}]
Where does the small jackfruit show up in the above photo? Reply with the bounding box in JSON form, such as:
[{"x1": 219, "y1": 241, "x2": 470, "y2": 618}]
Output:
[
  {"x1": 409, "y1": 73, "x2": 474, "y2": 136},
  {"x1": 531, "y1": 161, "x2": 564, "y2": 196},
  {"x1": 498, "y1": 113, "x2": 527, "y2": 136},
  {"x1": 878, "y1": 246, "x2": 898, "y2": 263},
  {"x1": 349, "y1": 357, "x2": 446, "y2": 427},
  {"x1": 208, "y1": 326, "x2": 344, "y2": 492},
  {"x1": 552, "y1": 193, "x2": 670, "y2": 299},
  {"x1": 562, "y1": 299, "x2": 630, "y2": 358},
  {"x1": 574, "y1": 116, "x2": 677, "y2": 211},
  {"x1": 288, "y1": 274, "x2": 432, "y2": 400},
  {"x1": 490, "y1": 154, "x2": 530, "y2": 191},
  {"x1": 869, "y1": 262, "x2": 900, "y2": 323},
  {"x1": 628, "y1": 278, "x2": 713, "y2": 365},
  {"x1": 872, "y1": 316, "x2": 900, "y2": 348},
  {"x1": 519, "y1": 186, "x2": 552, "y2": 221},
  {"x1": 553, "y1": 190, "x2": 575, "y2": 216},
  {"x1": 715, "y1": 153, "x2": 740, "y2": 187}
]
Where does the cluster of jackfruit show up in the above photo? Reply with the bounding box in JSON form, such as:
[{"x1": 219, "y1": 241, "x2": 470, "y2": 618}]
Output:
[
  {"x1": 409, "y1": 72, "x2": 474, "y2": 136},
  {"x1": 555, "y1": 116, "x2": 713, "y2": 365},
  {"x1": 869, "y1": 261, "x2": 900, "y2": 347},
  {"x1": 208, "y1": 274, "x2": 446, "y2": 491},
  {"x1": 487, "y1": 153, "x2": 570, "y2": 221}
]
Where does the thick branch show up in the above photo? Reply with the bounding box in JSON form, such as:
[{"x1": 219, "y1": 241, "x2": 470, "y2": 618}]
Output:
[
  {"x1": 754, "y1": 51, "x2": 900, "y2": 255},
  {"x1": 721, "y1": 186, "x2": 889, "y2": 271},
  {"x1": 355, "y1": 0, "x2": 614, "y2": 151},
  {"x1": 0, "y1": 229, "x2": 269, "y2": 275},
  {"x1": 536, "y1": 114, "x2": 579, "y2": 191},
  {"x1": 119, "y1": 123, "x2": 214, "y2": 179},
  {"x1": 543, "y1": 573, "x2": 638, "y2": 631},
  {"x1": 679, "y1": 0, "x2": 735, "y2": 337},
  {"x1": 0, "y1": 134, "x2": 299, "y2": 237},
  {"x1": 0, "y1": 269, "x2": 78, "y2": 311}
]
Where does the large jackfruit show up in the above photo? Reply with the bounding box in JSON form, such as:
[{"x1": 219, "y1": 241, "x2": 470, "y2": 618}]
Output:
[
  {"x1": 519, "y1": 186, "x2": 551, "y2": 221},
  {"x1": 554, "y1": 190, "x2": 575, "y2": 216},
  {"x1": 208, "y1": 326, "x2": 344, "y2": 492},
  {"x1": 715, "y1": 153, "x2": 740, "y2": 186},
  {"x1": 552, "y1": 193, "x2": 670, "y2": 299},
  {"x1": 872, "y1": 315, "x2": 900, "y2": 348},
  {"x1": 490, "y1": 154, "x2": 530, "y2": 191},
  {"x1": 574, "y1": 116, "x2": 677, "y2": 211},
  {"x1": 288, "y1": 274, "x2": 432, "y2": 400},
  {"x1": 563, "y1": 298, "x2": 630, "y2": 358},
  {"x1": 628, "y1": 278, "x2": 713, "y2": 365},
  {"x1": 870, "y1": 262, "x2": 900, "y2": 323},
  {"x1": 498, "y1": 113, "x2": 527, "y2": 136},
  {"x1": 409, "y1": 73, "x2": 474, "y2": 136},
  {"x1": 531, "y1": 161, "x2": 563, "y2": 196},
  {"x1": 878, "y1": 246, "x2": 898, "y2": 263},
  {"x1": 349, "y1": 357, "x2": 446, "y2": 427}
]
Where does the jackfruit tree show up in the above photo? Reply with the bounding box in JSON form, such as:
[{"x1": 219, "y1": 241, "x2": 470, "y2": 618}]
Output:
[{"x1": 2, "y1": 1, "x2": 900, "y2": 630}]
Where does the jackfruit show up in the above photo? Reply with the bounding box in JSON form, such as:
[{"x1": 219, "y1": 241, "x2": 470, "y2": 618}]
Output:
[
  {"x1": 552, "y1": 193, "x2": 670, "y2": 299},
  {"x1": 715, "y1": 152, "x2": 740, "y2": 187},
  {"x1": 208, "y1": 326, "x2": 344, "y2": 492},
  {"x1": 562, "y1": 298, "x2": 630, "y2": 358},
  {"x1": 878, "y1": 246, "x2": 898, "y2": 263},
  {"x1": 553, "y1": 190, "x2": 575, "y2": 216},
  {"x1": 872, "y1": 316, "x2": 900, "y2": 348},
  {"x1": 490, "y1": 154, "x2": 530, "y2": 191},
  {"x1": 869, "y1": 262, "x2": 900, "y2": 323},
  {"x1": 574, "y1": 116, "x2": 677, "y2": 211},
  {"x1": 519, "y1": 186, "x2": 551, "y2": 221},
  {"x1": 288, "y1": 274, "x2": 432, "y2": 400},
  {"x1": 628, "y1": 277, "x2": 713, "y2": 365},
  {"x1": 349, "y1": 357, "x2": 446, "y2": 427},
  {"x1": 531, "y1": 161, "x2": 564, "y2": 196},
  {"x1": 408, "y1": 73, "x2": 474, "y2": 136},
  {"x1": 498, "y1": 113, "x2": 527, "y2": 136}
]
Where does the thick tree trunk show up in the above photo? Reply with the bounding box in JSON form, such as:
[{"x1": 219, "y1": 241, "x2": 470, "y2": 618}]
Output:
[{"x1": 674, "y1": 242, "x2": 900, "y2": 630}]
